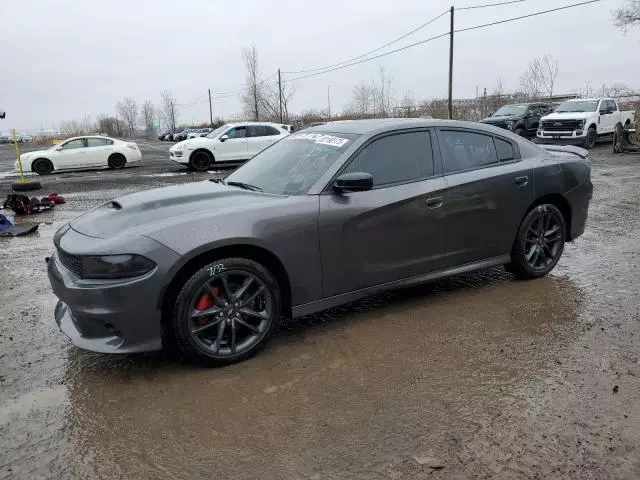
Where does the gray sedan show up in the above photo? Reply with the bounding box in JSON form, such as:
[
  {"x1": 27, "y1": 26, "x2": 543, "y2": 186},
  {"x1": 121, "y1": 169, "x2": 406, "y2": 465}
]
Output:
[{"x1": 48, "y1": 119, "x2": 593, "y2": 366}]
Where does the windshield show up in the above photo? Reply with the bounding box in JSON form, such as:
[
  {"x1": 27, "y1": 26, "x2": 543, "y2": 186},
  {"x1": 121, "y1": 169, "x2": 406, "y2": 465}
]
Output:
[
  {"x1": 555, "y1": 100, "x2": 599, "y2": 113},
  {"x1": 492, "y1": 105, "x2": 527, "y2": 116},
  {"x1": 206, "y1": 125, "x2": 229, "y2": 138},
  {"x1": 225, "y1": 132, "x2": 358, "y2": 195}
]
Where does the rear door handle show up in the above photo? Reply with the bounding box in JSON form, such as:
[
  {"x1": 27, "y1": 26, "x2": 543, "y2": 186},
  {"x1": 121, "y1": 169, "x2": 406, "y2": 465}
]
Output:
[
  {"x1": 425, "y1": 196, "x2": 444, "y2": 209},
  {"x1": 514, "y1": 176, "x2": 529, "y2": 187}
]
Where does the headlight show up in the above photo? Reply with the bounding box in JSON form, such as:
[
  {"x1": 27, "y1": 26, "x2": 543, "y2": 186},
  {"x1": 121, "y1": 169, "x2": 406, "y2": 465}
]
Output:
[
  {"x1": 577, "y1": 120, "x2": 585, "y2": 129},
  {"x1": 506, "y1": 121, "x2": 514, "y2": 130},
  {"x1": 79, "y1": 254, "x2": 155, "y2": 279}
]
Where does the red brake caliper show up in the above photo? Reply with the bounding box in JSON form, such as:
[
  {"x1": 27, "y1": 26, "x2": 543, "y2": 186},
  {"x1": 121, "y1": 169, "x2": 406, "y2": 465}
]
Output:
[{"x1": 195, "y1": 288, "x2": 219, "y2": 325}]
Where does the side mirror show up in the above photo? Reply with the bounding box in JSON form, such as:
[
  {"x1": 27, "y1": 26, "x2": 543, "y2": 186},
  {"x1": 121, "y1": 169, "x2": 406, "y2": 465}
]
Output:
[
  {"x1": 220, "y1": 134, "x2": 229, "y2": 142},
  {"x1": 333, "y1": 172, "x2": 373, "y2": 192},
  {"x1": 488, "y1": 110, "x2": 495, "y2": 116},
  {"x1": 55, "y1": 146, "x2": 62, "y2": 151}
]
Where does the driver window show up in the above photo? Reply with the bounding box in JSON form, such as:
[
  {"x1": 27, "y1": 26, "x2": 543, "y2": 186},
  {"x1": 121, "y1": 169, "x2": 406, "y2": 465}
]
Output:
[
  {"x1": 61, "y1": 139, "x2": 86, "y2": 150},
  {"x1": 225, "y1": 126, "x2": 247, "y2": 139}
]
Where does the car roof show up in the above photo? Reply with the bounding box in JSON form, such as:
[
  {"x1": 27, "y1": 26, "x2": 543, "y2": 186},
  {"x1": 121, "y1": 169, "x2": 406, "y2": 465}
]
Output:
[
  {"x1": 302, "y1": 118, "x2": 516, "y2": 136},
  {"x1": 566, "y1": 98, "x2": 599, "y2": 102}
]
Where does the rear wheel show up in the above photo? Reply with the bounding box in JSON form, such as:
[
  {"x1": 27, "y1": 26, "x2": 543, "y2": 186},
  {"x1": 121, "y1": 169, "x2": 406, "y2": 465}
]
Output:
[
  {"x1": 108, "y1": 154, "x2": 126, "y2": 169},
  {"x1": 32, "y1": 158, "x2": 53, "y2": 175},
  {"x1": 170, "y1": 257, "x2": 282, "y2": 366},
  {"x1": 189, "y1": 150, "x2": 213, "y2": 171},
  {"x1": 509, "y1": 204, "x2": 566, "y2": 279}
]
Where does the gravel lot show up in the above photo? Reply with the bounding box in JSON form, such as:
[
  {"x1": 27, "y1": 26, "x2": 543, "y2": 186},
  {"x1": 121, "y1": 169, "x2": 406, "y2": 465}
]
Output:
[{"x1": 1, "y1": 140, "x2": 640, "y2": 479}]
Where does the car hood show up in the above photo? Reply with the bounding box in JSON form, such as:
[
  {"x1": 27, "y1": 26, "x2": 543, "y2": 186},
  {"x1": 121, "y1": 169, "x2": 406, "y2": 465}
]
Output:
[
  {"x1": 542, "y1": 112, "x2": 593, "y2": 121},
  {"x1": 20, "y1": 149, "x2": 50, "y2": 159},
  {"x1": 479, "y1": 115, "x2": 521, "y2": 123},
  {"x1": 70, "y1": 181, "x2": 288, "y2": 239},
  {"x1": 171, "y1": 137, "x2": 212, "y2": 150}
]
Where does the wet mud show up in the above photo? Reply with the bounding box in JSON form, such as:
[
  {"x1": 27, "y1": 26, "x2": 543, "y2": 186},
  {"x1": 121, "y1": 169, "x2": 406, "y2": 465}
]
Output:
[{"x1": 1, "y1": 145, "x2": 640, "y2": 479}]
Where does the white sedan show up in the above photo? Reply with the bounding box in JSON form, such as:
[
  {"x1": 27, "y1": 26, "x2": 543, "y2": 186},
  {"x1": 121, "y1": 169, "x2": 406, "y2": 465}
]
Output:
[
  {"x1": 16, "y1": 136, "x2": 142, "y2": 175},
  {"x1": 169, "y1": 122, "x2": 289, "y2": 171}
]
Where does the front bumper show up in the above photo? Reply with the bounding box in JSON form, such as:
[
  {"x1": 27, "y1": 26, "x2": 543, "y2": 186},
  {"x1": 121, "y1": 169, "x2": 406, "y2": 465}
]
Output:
[
  {"x1": 537, "y1": 131, "x2": 587, "y2": 145},
  {"x1": 169, "y1": 150, "x2": 188, "y2": 165},
  {"x1": 48, "y1": 227, "x2": 180, "y2": 353}
]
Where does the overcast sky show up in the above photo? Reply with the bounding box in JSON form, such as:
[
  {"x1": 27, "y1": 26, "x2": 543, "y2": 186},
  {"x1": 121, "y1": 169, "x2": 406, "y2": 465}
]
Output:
[{"x1": 1, "y1": 0, "x2": 637, "y2": 132}]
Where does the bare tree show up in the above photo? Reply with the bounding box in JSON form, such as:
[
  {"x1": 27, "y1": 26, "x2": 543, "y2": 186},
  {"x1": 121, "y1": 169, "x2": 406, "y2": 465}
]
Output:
[
  {"x1": 372, "y1": 66, "x2": 394, "y2": 116},
  {"x1": 115, "y1": 97, "x2": 137, "y2": 137},
  {"x1": 604, "y1": 82, "x2": 635, "y2": 97},
  {"x1": 141, "y1": 101, "x2": 155, "y2": 135},
  {"x1": 399, "y1": 90, "x2": 416, "y2": 117},
  {"x1": 539, "y1": 55, "x2": 559, "y2": 97},
  {"x1": 259, "y1": 81, "x2": 295, "y2": 123},
  {"x1": 242, "y1": 44, "x2": 262, "y2": 121},
  {"x1": 161, "y1": 90, "x2": 178, "y2": 132},
  {"x1": 96, "y1": 114, "x2": 119, "y2": 137},
  {"x1": 520, "y1": 55, "x2": 559, "y2": 99},
  {"x1": 614, "y1": 0, "x2": 640, "y2": 30},
  {"x1": 347, "y1": 82, "x2": 374, "y2": 117},
  {"x1": 520, "y1": 59, "x2": 543, "y2": 99}
]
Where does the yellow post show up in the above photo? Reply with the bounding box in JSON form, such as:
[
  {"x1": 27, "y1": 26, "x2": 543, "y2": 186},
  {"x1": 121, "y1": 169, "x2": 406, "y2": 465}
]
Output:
[{"x1": 12, "y1": 129, "x2": 25, "y2": 183}]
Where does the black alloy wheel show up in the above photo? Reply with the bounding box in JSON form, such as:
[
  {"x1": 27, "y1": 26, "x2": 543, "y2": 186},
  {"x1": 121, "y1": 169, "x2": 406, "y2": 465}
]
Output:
[
  {"x1": 509, "y1": 204, "x2": 566, "y2": 279},
  {"x1": 171, "y1": 258, "x2": 281, "y2": 366}
]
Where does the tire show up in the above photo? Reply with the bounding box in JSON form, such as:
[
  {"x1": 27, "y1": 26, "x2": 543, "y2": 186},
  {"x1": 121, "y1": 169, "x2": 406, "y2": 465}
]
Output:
[
  {"x1": 189, "y1": 150, "x2": 213, "y2": 171},
  {"x1": 509, "y1": 204, "x2": 566, "y2": 280},
  {"x1": 169, "y1": 257, "x2": 282, "y2": 366},
  {"x1": 583, "y1": 126, "x2": 597, "y2": 149},
  {"x1": 515, "y1": 127, "x2": 526, "y2": 137},
  {"x1": 12, "y1": 181, "x2": 42, "y2": 191},
  {"x1": 32, "y1": 158, "x2": 53, "y2": 175},
  {"x1": 108, "y1": 154, "x2": 126, "y2": 169}
]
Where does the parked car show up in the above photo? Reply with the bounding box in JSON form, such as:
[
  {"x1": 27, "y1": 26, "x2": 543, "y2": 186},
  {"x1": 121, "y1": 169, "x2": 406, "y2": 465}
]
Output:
[
  {"x1": 173, "y1": 128, "x2": 198, "y2": 142},
  {"x1": 187, "y1": 128, "x2": 213, "y2": 139},
  {"x1": 16, "y1": 136, "x2": 141, "y2": 175},
  {"x1": 169, "y1": 122, "x2": 290, "y2": 171},
  {"x1": 19, "y1": 135, "x2": 32, "y2": 143},
  {"x1": 0, "y1": 135, "x2": 11, "y2": 144},
  {"x1": 479, "y1": 103, "x2": 553, "y2": 138},
  {"x1": 158, "y1": 131, "x2": 172, "y2": 141},
  {"x1": 49, "y1": 119, "x2": 592, "y2": 366},
  {"x1": 537, "y1": 98, "x2": 636, "y2": 148}
]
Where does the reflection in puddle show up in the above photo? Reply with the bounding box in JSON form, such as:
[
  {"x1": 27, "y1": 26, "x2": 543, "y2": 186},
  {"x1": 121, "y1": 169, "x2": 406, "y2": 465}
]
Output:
[{"x1": 62, "y1": 270, "x2": 582, "y2": 479}]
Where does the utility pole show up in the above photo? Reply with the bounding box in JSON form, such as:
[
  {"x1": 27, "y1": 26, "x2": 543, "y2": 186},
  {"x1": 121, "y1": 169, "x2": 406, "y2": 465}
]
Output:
[
  {"x1": 208, "y1": 89, "x2": 213, "y2": 127},
  {"x1": 448, "y1": 5, "x2": 454, "y2": 120},
  {"x1": 278, "y1": 69, "x2": 283, "y2": 123},
  {"x1": 327, "y1": 85, "x2": 331, "y2": 120}
]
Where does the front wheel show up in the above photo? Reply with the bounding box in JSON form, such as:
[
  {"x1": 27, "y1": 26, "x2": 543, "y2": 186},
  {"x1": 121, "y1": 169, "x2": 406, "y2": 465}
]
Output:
[
  {"x1": 509, "y1": 204, "x2": 566, "y2": 279},
  {"x1": 170, "y1": 257, "x2": 282, "y2": 366},
  {"x1": 583, "y1": 127, "x2": 597, "y2": 149},
  {"x1": 515, "y1": 127, "x2": 526, "y2": 137},
  {"x1": 189, "y1": 150, "x2": 213, "y2": 171},
  {"x1": 32, "y1": 158, "x2": 53, "y2": 175}
]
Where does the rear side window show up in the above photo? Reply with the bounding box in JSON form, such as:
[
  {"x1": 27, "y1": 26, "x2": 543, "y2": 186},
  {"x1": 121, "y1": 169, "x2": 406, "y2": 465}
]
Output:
[
  {"x1": 439, "y1": 130, "x2": 498, "y2": 173},
  {"x1": 87, "y1": 138, "x2": 109, "y2": 147},
  {"x1": 342, "y1": 131, "x2": 434, "y2": 187},
  {"x1": 494, "y1": 138, "x2": 515, "y2": 161}
]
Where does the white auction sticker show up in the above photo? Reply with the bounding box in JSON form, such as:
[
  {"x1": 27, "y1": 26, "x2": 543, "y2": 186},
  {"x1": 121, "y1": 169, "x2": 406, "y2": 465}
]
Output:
[{"x1": 291, "y1": 133, "x2": 349, "y2": 147}]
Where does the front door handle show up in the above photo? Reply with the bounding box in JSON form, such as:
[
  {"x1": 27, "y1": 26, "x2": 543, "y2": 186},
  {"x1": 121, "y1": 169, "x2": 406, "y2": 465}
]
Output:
[
  {"x1": 514, "y1": 176, "x2": 529, "y2": 187},
  {"x1": 425, "y1": 196, "x2": 444, "y2": 209}
]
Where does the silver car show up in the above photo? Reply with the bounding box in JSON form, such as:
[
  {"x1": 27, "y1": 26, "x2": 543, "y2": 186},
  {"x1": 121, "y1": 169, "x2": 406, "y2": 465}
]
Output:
[{"x1": 48, "y1": 119, "x2": 593, "y2": 366}]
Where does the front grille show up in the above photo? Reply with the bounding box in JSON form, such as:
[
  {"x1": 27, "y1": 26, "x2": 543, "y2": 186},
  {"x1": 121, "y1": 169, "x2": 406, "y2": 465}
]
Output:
[
  {"x1": 541, "y1": 119, "x2": 581, "y2": 131},
  {"x1": 57, "y1": 249, "x2": 82, "y2": 277}
]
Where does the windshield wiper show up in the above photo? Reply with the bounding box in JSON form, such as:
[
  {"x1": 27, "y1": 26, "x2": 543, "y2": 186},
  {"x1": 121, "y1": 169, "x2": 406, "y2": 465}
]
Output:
[{"x1": 226, "y1": 181, "x2": 263, "y2": 192}]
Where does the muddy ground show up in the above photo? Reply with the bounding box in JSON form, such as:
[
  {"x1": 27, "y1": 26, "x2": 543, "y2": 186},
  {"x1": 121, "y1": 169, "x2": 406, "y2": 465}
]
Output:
[{"x1": 1, "y1": 141, "x2": 639, "y2": 479}]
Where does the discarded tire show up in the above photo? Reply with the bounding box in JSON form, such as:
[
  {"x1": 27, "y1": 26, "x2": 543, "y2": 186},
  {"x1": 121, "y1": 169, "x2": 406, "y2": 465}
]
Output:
[{"x1": 11, "y1": 181, "x2": 42, "y2": 192}]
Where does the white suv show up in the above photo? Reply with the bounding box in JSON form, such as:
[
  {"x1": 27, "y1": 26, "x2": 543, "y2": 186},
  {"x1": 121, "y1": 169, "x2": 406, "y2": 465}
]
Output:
[{"x1": 169, "y1": 122, "x2": 289, "y2": 171}]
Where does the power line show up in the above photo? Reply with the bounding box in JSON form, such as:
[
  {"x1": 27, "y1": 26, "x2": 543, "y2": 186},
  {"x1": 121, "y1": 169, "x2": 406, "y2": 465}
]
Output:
[
  {"x1": 284, "y1": 0, "x2": 601, "y2": 83},
  {"x1": 458, "y1": 0, "x2": 526, "y2": 10},
  {"x1": 282, "y1": 9, "x2": 449, "y2": 74}
]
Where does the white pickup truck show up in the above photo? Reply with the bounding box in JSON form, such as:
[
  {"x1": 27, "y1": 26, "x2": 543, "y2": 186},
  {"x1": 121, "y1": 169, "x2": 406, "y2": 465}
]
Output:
[{"x1": 537, "y1": 98, "x2": 635, "y2": 148}]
